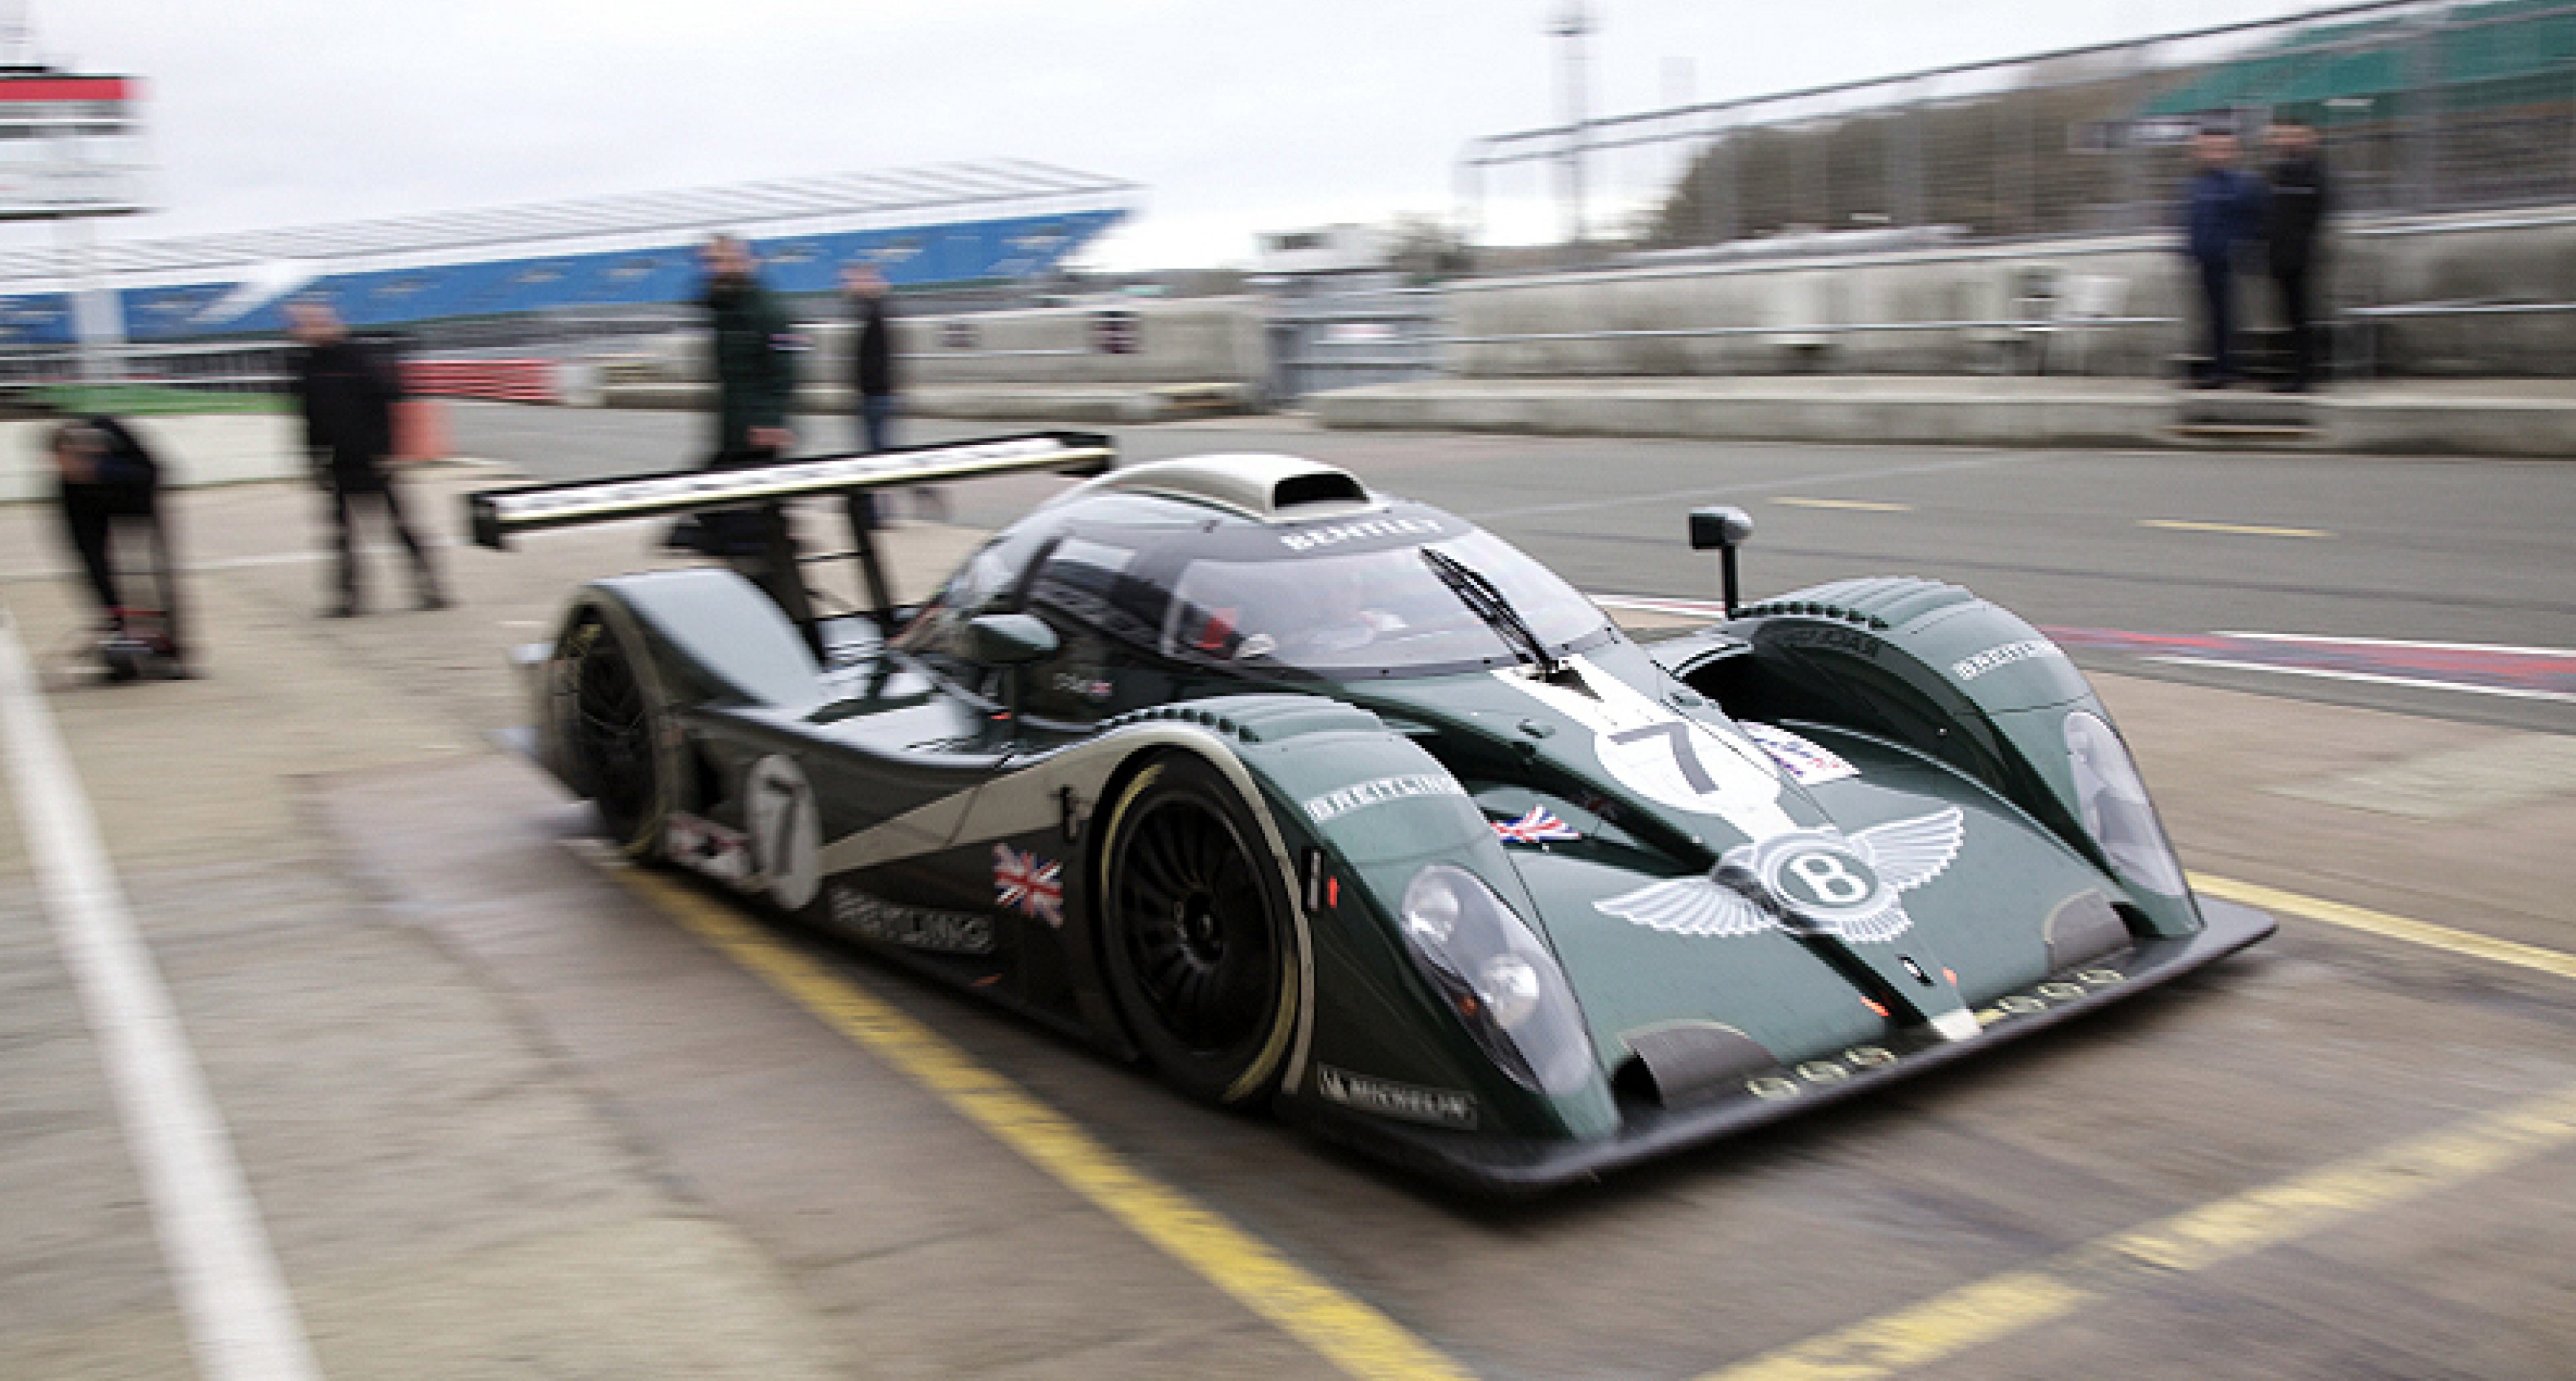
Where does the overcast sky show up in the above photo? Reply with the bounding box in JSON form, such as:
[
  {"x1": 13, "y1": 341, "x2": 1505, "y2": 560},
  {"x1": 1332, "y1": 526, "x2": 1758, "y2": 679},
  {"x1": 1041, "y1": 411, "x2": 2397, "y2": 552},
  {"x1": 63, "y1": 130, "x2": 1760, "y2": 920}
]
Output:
[{"x1": 17, "y1": 0, "x2": 2329, "y2": 270}]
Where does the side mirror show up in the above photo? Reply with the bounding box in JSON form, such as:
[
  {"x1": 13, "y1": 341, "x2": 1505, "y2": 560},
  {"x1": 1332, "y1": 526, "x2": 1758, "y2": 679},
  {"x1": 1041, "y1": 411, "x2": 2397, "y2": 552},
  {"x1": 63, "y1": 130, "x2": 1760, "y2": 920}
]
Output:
[
  {"x1": 965, "y1": 612, "x2": 1059, "y2": 666},
  {"x1": 1688, "y1": 506, "x2": 1754, "y2": 552},
  {"x1": 1687, "y1": 506, "x2": 1754, "y2": 616}
]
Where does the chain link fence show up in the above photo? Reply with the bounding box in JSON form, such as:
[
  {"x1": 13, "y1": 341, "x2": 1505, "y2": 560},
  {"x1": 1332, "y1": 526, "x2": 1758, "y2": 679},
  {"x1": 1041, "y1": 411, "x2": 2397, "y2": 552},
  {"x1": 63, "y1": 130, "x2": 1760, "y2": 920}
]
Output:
[{"x1": 1460, "y1": 0, "x2": 2576, "y2": 256}]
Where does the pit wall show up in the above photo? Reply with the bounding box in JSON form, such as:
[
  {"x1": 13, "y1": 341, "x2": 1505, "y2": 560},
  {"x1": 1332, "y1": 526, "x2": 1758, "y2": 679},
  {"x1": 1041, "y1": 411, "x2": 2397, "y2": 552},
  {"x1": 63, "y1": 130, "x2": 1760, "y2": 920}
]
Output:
[
  {"x1": 1442, "y1": 207, "x2": 2576, "y2": 380},
  {"x1": 642, "y1": 295, "x2": 1270, "y2": 396},
  {"x1": 595, "y1": 205, "x2": 2576, "y2": 405},
  {"x1": 0, "y1": 414, "x2": 304, "y2": 504}
]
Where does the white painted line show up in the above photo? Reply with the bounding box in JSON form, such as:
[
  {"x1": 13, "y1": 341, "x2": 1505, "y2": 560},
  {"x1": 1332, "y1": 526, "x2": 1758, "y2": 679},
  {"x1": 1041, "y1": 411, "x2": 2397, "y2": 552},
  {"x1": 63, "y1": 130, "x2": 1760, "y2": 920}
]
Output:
[
  {"x1": 2143, "y1": 654, "x2": 2576, "y2": 705},
  {"x1": 1466, "y1": 451, "x2": 2020, "y2": 523},
  {"x1": 1774, "y1": 497, "x2": 1914, "y2": 512},
  {"x1": 2139, "y1": 518, "x2": 2333, "y2": 539},
  {"x1": 1593, "y1": 593, "x2": 1731, "y2": 618},
  {"x1": 2210, "y1": 630, "x2": 2576, "y2": 659},
  {"x1": 1, "y1": 540, "x2": 460, "y2": 585},
  {"x1": 0, "y1": 611, "x2": 323, "y2": 1381}
]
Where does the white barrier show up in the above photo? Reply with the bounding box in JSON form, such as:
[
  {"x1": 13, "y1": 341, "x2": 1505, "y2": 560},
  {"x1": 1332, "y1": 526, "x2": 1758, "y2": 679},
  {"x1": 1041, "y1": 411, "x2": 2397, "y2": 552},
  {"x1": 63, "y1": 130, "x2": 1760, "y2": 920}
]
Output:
[{"x1": 0, "y1": 414, "x2": 307, "y2": 504}]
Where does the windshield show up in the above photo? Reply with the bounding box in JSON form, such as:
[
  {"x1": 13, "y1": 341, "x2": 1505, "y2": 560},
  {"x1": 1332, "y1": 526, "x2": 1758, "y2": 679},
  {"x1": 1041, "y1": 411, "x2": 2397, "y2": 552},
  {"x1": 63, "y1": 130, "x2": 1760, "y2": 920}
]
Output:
[{"x1": 1160, "y1": 527, "x2": 1612, "y2": 676}]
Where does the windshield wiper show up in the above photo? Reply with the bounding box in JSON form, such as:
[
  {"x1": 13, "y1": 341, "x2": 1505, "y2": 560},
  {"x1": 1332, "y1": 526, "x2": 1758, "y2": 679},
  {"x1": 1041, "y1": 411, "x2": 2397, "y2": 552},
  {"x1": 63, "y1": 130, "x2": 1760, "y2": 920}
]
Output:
[{"x1": 1422, "y1": 546, "x2": 1567, "y2": 677}]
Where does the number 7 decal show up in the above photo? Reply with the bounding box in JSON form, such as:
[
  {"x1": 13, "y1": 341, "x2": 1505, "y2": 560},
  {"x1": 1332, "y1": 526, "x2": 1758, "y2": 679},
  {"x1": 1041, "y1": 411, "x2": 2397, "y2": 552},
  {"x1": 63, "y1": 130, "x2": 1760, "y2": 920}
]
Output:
[
  {"x1": 1609, "y1": 721, "x2": 1719, "y2": 794},
  {"x1": 756, "y1": 776, "x2": 802, "y2": 880},
  {"x1": 746, "y1": 755, "x2": 821, "y2": 911}
]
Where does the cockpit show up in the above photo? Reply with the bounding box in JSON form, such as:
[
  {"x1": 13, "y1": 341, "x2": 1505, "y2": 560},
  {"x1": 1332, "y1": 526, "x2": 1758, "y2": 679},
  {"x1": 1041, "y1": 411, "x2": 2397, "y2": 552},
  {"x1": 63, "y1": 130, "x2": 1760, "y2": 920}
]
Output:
[{"x1": 896, "y1": 490, "x2": 1618, "y2": 688}]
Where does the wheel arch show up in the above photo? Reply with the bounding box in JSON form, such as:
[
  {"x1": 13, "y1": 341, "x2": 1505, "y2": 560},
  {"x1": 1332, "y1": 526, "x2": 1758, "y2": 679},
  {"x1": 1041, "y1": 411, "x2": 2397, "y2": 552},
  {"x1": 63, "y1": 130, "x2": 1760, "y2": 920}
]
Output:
[
  {"x1": 1684, "y1": 576, "x2": 2198, "y2": 937},
  {"x1": 1079, "y1": 725, "x2": 1316, "y2": 1101},
  {"x1": 546, "y1": 594, "x2": 690, "y2": 857},
  {"x1": 1073, "y1": 696, "x2": 1396, "y2": 1098},
  {"x1": 537, "y1": 567, "x2": 824, "y2": 819}
]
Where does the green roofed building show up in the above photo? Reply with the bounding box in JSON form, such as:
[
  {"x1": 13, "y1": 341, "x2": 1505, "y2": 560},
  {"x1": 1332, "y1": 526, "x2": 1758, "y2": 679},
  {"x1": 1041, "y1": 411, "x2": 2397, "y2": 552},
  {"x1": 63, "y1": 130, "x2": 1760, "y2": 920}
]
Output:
[{"x1": 2144, "y1": 1, "x2": 2576, "y2": 126}]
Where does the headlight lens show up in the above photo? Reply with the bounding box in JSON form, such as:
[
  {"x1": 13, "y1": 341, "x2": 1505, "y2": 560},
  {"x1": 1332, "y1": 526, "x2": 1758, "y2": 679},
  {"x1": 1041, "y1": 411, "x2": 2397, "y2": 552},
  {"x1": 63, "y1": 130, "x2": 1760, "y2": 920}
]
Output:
[
  {"x1": 1478, "y1": 954, "x2": 1543, "y2": 1029},
  {"x1": 1399, "y1": 866, "x2": 1596, "y2": 1094},
  {"x1": 2063, "y1": 709, "x2": 2186, "y2": 897}
]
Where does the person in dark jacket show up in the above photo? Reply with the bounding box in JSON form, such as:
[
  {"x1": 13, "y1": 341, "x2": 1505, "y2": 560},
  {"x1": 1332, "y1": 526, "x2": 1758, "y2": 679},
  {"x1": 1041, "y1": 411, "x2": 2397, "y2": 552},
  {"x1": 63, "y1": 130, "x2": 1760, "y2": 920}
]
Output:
[
  {"x1": 2180, "y1": 129, "x2": 2269, "y2": 388},
  {"x1": 841, "y1": 261, "x2": 944, "y2": 523},
  {"x1": 845, "y1": 262, "x2": 897, "y2": 452},
  {"x1": 289, "y1": 301, "x2": 445, "y2": 615},
  {"x1": 677, "y1": 235, "x2": 799, "y2": 558},
  {"x1": 2265, "y1": 118, "x2": 2330, "y2": 392},
  {"x1": 704, "y1": 234, "x2": 796, "y2": 465},
  {"x1": 52, "y1": 415, "x2": 183, "y2": 663}
]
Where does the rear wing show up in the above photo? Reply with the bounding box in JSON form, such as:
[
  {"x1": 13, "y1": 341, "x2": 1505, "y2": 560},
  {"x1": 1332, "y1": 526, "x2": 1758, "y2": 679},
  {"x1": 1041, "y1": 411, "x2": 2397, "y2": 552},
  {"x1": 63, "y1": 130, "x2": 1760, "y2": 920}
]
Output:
[
  {"x1": 464, "y1": 430, "x2": 1115, "y2": 651},
  {"x1": 466, "y1": 430, "x2": 1112, "y2": 549}
]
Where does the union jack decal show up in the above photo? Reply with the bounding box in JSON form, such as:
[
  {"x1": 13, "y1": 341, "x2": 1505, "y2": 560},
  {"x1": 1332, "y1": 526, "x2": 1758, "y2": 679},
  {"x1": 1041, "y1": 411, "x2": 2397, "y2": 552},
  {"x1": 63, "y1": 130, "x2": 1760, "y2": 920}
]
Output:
[
  {"x1": 1491, "y1": 807, "x2": 1580, "y2": 845},
  {"x1": 992, "y1": 843, "x2": 1065, "y2": 928}
]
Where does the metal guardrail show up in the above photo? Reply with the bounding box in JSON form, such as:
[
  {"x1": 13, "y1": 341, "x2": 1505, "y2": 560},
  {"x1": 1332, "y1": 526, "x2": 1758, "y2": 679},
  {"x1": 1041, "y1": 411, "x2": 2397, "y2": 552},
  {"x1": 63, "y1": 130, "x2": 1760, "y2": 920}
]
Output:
[
  {"x1": 2345, "y1": 300, "x2": 2576, "y2": 317},
  {"x1": 906, "y1": 348, "x2": 1093, "y2": 362},
  {"x1": 0, "y1": 340, "x2": 299, "y2": 394},
  {"x1": 2346, "y1": 208, "x2": 2576, "y2": 238},
  {"x1": 1436, "y1": 317, "x2": 2180, "y2": 346}
]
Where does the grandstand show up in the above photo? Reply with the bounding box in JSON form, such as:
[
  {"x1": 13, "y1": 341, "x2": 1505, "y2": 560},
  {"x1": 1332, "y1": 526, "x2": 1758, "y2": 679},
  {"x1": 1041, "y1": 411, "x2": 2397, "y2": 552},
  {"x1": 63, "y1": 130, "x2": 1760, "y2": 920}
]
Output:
[{"x1": 0, "y1": 160, "x2": 1139, "y2": 348}]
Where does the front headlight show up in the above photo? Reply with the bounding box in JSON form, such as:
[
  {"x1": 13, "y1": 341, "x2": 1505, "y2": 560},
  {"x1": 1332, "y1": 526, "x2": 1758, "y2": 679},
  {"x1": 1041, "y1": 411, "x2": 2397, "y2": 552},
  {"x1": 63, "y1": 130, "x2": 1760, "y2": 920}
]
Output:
[
  {"x1": 2063, "y1": 709, "x2": 2186, "y2": 897},
  {"x1": 1399, "y1": 866, "x2": 1596, "y2": 1095}
]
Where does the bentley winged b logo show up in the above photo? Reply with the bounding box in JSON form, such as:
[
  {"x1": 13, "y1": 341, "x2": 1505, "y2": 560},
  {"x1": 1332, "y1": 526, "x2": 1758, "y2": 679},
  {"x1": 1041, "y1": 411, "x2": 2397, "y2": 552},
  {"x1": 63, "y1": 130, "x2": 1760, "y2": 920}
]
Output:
[{"x1": 1596, "y1": 807, "x2": 1966, "y2": 943}]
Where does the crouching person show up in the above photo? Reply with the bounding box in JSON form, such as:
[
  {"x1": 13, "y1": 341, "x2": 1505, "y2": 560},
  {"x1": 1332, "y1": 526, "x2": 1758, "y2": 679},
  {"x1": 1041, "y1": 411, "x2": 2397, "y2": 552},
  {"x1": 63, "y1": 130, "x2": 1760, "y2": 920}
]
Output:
[{"x1": 52, "y1": 415, "x2": 188, "y2": 677}]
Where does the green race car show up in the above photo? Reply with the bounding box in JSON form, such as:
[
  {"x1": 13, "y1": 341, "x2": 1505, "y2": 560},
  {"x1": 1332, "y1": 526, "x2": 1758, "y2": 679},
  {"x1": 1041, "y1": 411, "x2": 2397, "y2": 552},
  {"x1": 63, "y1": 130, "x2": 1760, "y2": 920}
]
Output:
[{"x1": 473, "y1": 434, "x2": 2272, "y2": 1194}]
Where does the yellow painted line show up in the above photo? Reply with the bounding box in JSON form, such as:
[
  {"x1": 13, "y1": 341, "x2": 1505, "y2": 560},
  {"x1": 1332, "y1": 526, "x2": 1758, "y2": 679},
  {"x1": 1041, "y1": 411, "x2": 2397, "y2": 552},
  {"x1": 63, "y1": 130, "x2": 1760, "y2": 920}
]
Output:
[
  {"x1": 2192, "y1": 871, "x2": 2576, "y2": 985},
  {"x1": 603, "y1": 859, "x2": 1472, "y2": 1381},
  {"x1": 2139, "y1": 518, "x2": 2333, "y2": 539},
  {"x1": 1703, "y1": 1080, "x2": 2576, "y2": 1381},
  {"x1": 1775, "y1": 497, "x2": 1915, "y2": 512}
]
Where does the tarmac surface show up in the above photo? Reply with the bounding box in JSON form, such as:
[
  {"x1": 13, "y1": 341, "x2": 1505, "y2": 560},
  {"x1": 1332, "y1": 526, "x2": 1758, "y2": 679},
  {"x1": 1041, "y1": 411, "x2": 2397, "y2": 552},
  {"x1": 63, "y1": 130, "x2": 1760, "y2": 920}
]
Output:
[
  {"x1": 451, "y1": 404, "x2": 2575, "y2": 731},
  {"x1": 1, "y1": 414, "x2": 2571, "y2": 1380}
]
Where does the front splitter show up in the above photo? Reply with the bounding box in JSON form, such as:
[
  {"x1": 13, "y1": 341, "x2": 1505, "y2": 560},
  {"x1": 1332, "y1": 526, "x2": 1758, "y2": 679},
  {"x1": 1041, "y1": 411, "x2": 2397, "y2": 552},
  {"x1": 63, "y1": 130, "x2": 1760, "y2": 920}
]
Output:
[{"x1": 1294, "y1": 897, "x2": 2277, "y2": 1197}]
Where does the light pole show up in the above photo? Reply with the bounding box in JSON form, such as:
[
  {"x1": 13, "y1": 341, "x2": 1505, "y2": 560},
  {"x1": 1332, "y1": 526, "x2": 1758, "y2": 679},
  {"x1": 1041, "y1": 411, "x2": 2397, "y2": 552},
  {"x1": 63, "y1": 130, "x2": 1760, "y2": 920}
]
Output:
[{"x1": 1551, "y1": 1, "x2": 1595, "y2": 247}]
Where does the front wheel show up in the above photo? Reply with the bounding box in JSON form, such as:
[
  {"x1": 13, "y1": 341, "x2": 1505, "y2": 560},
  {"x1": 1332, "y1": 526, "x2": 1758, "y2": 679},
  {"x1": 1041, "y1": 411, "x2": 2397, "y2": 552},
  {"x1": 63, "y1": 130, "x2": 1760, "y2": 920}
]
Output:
[{"x1": 1097, "y1": 754, "x2": 1299, "y2": 1107}]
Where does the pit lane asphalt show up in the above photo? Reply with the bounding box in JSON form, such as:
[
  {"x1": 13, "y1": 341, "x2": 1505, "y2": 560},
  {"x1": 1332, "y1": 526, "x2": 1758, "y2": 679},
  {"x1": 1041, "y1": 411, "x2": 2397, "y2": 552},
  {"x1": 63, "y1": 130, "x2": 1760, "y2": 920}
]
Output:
[
  {"x1": 445, "y1": 402, "x2": 2576, "y2": 735},
  {"x1": 1, "y1": 431, "x2": 2571, "y2": 1380}
]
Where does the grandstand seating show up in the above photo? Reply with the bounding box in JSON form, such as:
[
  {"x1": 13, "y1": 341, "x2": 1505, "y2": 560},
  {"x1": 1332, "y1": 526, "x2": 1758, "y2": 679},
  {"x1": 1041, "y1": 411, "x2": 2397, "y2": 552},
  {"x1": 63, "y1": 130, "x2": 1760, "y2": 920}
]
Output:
[{"x1": 2, "y1": 207, "x2": 1127, "y2": 346}]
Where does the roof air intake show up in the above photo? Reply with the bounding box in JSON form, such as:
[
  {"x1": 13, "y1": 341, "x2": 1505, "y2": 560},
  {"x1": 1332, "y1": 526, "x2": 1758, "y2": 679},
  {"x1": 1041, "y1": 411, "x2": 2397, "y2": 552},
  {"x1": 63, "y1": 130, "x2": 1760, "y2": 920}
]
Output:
[{"x1": 1274, "y1": 470, "x2": 1369, "y2": 509}]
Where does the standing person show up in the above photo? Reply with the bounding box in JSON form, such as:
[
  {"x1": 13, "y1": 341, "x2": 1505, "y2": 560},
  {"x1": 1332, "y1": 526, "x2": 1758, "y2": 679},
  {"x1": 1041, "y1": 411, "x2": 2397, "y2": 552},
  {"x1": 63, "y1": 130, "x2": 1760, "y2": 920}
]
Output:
[
  {"x1": 683, "y1": 234, "x2": 798, "y2": 558},
  {"x1": 288, "y1": 301, "x2": 445, "y2": 615},
  {"x1": 2265, "y1": 117, "x2": 2330, "y2": 393},
  {"x1": 843, "y1": 261, "x2": 945, "y2": 521},
  {"x1": 704, "y1": 234, "x2": 797, "y2": 467},
  {"x1": 2180, "y1": 128, "x2": 2267, "y2": 389},
  {"x1": 845, "y1": 262, "x2": 897, "y2": 453}
]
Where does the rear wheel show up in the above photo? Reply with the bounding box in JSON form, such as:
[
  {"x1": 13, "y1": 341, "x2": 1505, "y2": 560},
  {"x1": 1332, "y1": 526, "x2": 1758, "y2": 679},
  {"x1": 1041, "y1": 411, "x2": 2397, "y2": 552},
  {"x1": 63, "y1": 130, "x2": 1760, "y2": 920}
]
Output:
[
  {"x1": 1098, "y1": 755, "x2": 1299, "y2": 1106},
  {"x1": 560, "y1": 611, "x2": 671, "y2": 857}
]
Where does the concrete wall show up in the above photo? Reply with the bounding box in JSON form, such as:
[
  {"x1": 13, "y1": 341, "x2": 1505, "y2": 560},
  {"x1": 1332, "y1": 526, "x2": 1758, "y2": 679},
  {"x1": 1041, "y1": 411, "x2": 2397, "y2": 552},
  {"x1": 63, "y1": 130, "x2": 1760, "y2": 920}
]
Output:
[
  {"x1": 1444, "y1": 236, "x2": 2194, "y2": 378},
  {"x1": 0, "y1": 413, "x2": 304, "y2": 504},
  {"x1": 2347, "y1": 215, "x2": 2576, "y2": 375},
  {"x1": 1440, "y1": 207, "x2": 2576, "y2": 379},
  {"x1": 587, "y1": 207, "x2": 2576, "y2": 401},
  {"x1": 651, "y1": 295, "x2": 1270, "y2": 393}
]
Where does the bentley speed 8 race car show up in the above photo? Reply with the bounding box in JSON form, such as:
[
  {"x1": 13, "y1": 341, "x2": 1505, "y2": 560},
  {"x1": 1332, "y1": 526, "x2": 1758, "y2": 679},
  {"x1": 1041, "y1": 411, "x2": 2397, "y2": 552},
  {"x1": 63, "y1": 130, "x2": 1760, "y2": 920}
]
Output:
[{"x1": 469, "y1": 432, "x2": 2273, "y2": 1194}]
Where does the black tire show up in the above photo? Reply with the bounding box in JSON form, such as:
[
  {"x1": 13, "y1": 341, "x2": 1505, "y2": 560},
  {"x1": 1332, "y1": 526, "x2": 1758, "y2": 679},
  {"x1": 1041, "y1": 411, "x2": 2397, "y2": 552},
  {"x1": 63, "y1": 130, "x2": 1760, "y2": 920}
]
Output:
[
  {"x1": 559, "y1": 611, "x2": 672, "y2": 858},
  {"x1": 1097, "y1": 754, "x2": 1300, "y2": 1107}
]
